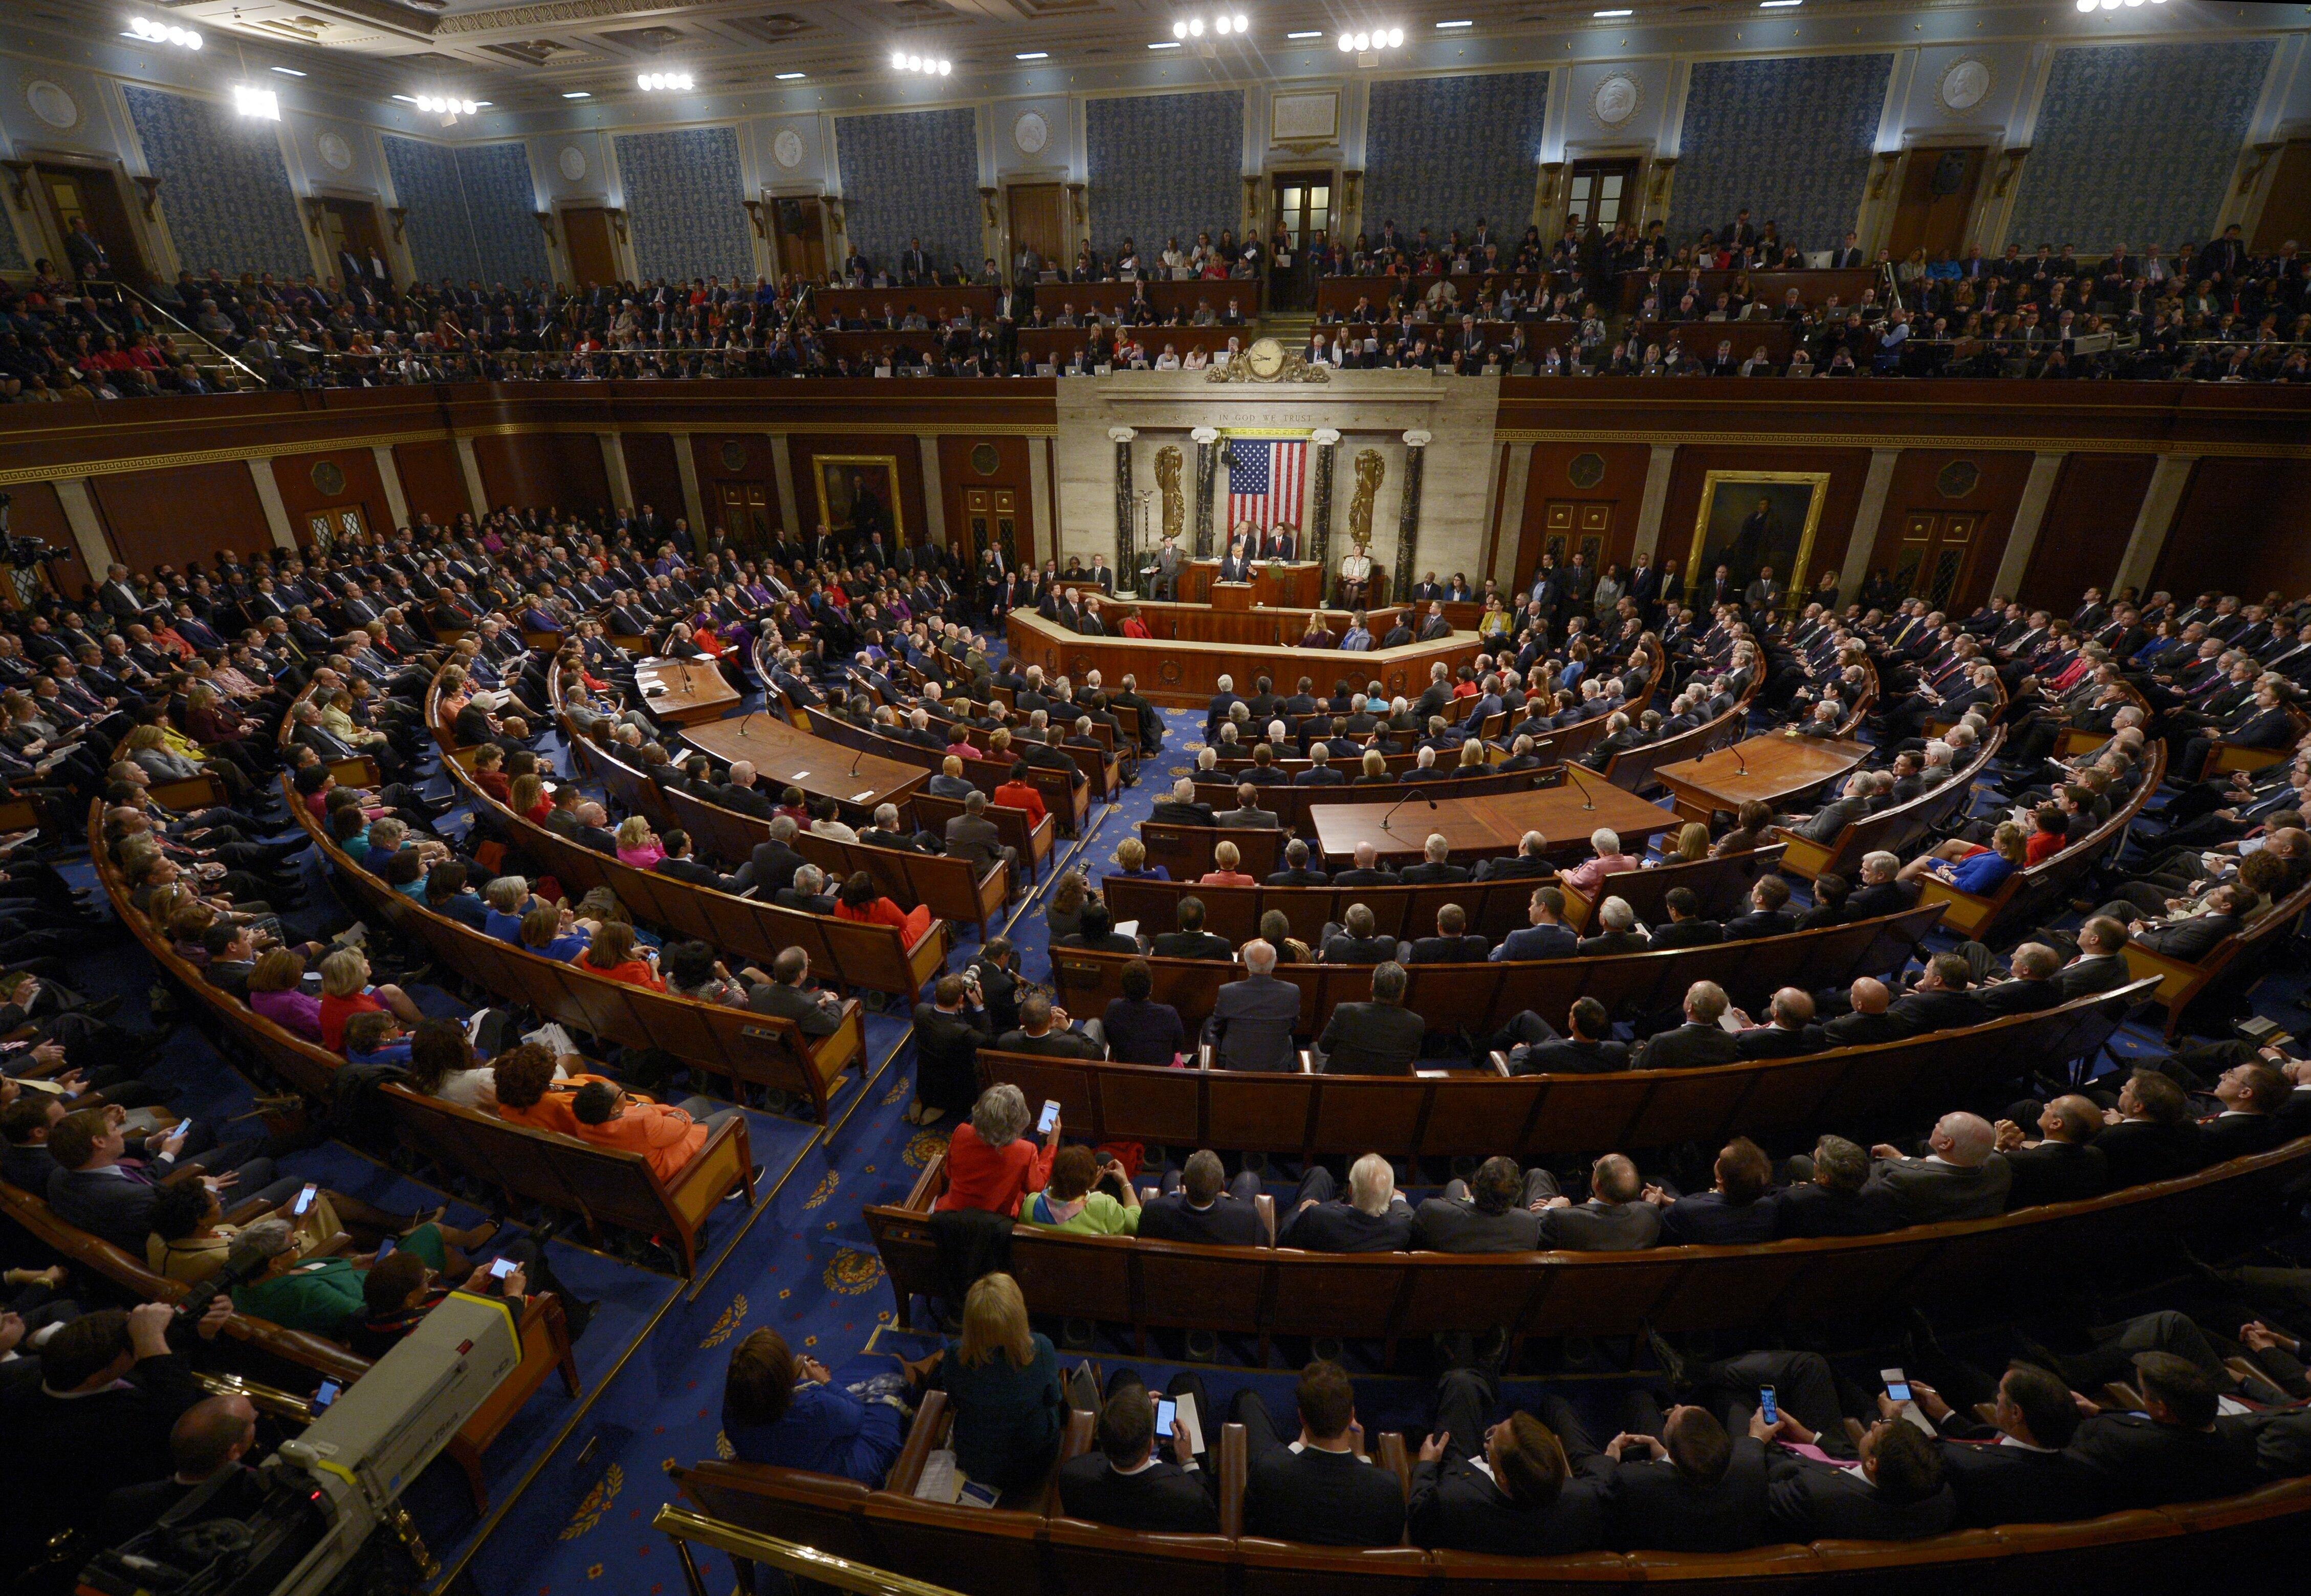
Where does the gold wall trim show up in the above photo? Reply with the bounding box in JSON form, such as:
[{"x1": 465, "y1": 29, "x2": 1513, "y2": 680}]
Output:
[{"x1": 1492, "y1": 429, "x2": 2311, "y2": 460}]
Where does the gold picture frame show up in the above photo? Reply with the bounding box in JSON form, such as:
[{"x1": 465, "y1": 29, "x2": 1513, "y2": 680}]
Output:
[
  {"x1": 811, "y1": 453, "x2": 905, "y2": 544},
  {"x1": 1686, "y1": 469, "x2": 1830, "y2": 601}
]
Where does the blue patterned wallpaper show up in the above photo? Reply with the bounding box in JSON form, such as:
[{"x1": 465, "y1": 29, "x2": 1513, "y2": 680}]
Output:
[
  {"x1": 613, "y1": 126, "x2": 754, "y2": 283},
  {"x1": 122, "y1": 85, "x2": 309, "y2": 278},
  {"x1": 382, "y1": 135, "x2": 481, "y2": 287},
  {"x1": 1362, "y1": 73, "x2": 1549, "y2": 244},
  {"x1": 456, "y1": 143, "x2": 551, "y2": 286},
  {"x1": 1670, "y1": 53, "x2": 1892, "y2": 253},
  {"x1": 836, "y1": 107, "x2": 983, "y2": 275},
  {"x1": 2010, "y1": 40, "x2": 2273, "y2": 252},
  {"x1": 1087, "y1": 91, "x2": 1245, "y2": 259},
  {"x1": 0, "y1": 208, "x2": 25, "y2": 273}
]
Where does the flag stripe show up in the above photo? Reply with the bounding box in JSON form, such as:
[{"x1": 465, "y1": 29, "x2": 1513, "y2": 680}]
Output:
[{"x1": 1226, "y1": 439, "x2": 1308, "y2": 534}]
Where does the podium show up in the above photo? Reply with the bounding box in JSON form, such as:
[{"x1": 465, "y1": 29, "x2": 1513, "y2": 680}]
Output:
[{"x1": 1181, "y1": 559, "x2": 1322, "y2": 608}]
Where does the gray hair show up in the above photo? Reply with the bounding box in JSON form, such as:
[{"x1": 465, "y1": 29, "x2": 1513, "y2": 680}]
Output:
[
  {"x1": 874, "y1": 803, "x2": 901, "y2": 829},
  {"x1": 1347, "y1": 1153, "x2": 1397, "y2": 1217},
  {"x1": 224, "y1": 1217, "x2": 296, "y2": 1275},
  {"x1": 794, "y1": 864, "x2": 825, "y2": 895},
  {"x1": 770, "y1": 815, "x2": 799, "y2": 841},
  {"x1": 1599, "y1": 897, "x2": 1634, "y2": 931},
  {"x1": 971, "y1": 1083, "x2": 1032, "y2": 1147}
]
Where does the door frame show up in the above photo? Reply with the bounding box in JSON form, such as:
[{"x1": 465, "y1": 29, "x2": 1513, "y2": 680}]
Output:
[
  {"x1": 306, "y1": 189, "x2": 389, "y2": 287},
  {"x1": 14, "y1": 149, "x2": 159, "y2": 285},
  {"x1": 999, "y1": 170, "x2": 1073, "y2": 278},
  {"x1": 554, "y1": 199, "x2": 628, "y2": 290},
  {"x1": 762, "y1": 187, "x2": 831, "y2": 285},
  {"x1": 1872, "y1": 130, "x2": 2003, "y2": 261}
]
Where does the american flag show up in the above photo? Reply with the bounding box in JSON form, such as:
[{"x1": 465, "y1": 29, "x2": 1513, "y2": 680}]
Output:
[{"x1": 1226, "y1": 437, "x2": 1307, "y2": 533}]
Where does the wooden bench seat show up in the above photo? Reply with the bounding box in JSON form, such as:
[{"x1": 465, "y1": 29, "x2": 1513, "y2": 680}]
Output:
[
  {"x1": 906, "y1": 789, "x2": 1057, "y2": 885},
  {"x1": 1597, "y1": 680, "x2": 1757, "y2": 795},
  {"x1": 973, "y1": 978, "x2": 2153, "y2": 1162},
  {"x1": 1042, "y1": 905, "x2": 1947, "y2": 1039},
  {"x1": 289, "y1": 777, "x2": 876, "y2": 1121},
  {"x1": 869, "y1": 1134, "x2": 2311, "y2": 1354},
  {"x1": 1774, "y1": 728, "x2": 2003, "y2": 884},
  {"x1": 1557, "y1": 845, "x2": 1785, "y2": 933},
  {"x1": 667, "y1": 1451, "x2": 2311, "y2": 1596},
  {"x1": 786, "y1": 695, "x2": 1093, "y2": 837},
  {"x1": 1918, "y1": 744, "x2": 2165, "y2": 944},
  {"x1": 90, "y1": 801, "x2": 756, "y2": 1275}
]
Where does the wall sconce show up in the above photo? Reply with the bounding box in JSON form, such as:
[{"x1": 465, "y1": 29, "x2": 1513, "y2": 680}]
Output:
[
  {"x1": 533, "y1": 210, "x2": 557, "y2": 245},
  {"x1": 603, "y1": 206, "x2": 629, "y2": 243},
  {"x1": 386, "y1": 205, "x2": 408, "y2": 243},
  {"x1": 978, "y1": 186, "x2": 998, "y2": 228},
  {"x1": 741, "y1": 199, "x2": 766, "y2": 238},
  {"x1": 301, "y1": 196, "x2": 328, "y2": 238},
  {"x1": 132, "y1": 176, "x2": 161, "y2": 221}
]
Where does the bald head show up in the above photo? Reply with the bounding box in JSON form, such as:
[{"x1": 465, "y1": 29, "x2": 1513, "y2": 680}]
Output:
[
  {"x1": 1929, "y1": 1112, "x2": 1997, "y2": 1168},
  {"x1": 1848, "y1": 977, "x2": 1889, "y2": 1015}
]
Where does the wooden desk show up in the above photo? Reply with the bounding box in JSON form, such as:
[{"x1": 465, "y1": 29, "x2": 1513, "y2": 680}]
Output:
[
  {"x1": 1653, "y1": 734, "x2": 1874, "y2": 823},
  {"x1": 1307, "y1": 780, "x2": 1676, "y2": 864},
  {"x1": 683, "y1": 714, "x2": 927, "y2": 814},
  {"x1": 633, "y1": 657, "x2": 742, "y2": 728},
  {"x1": 1007, "y1": 609, "x2": 1476, "y2": 708}
]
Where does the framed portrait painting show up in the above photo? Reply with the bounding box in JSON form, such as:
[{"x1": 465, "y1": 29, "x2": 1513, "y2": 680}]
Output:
[
  {"x1": 812, "y1": 454, "x2": 905, "y2": 544},
  {"x1": 1687, "y1": 470, "x2": 1829, "y2": 600}
]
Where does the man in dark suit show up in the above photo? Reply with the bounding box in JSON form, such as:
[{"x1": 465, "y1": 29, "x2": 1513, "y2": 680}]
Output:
[
  {"x1": 1138, "y1": 1148, "x2": 1264, "y2": 1245},
  {"x1": 1647, "y1": 888, "x2": 1725, "y2": 949},
  {"x1": 1886, "y1": 952, "x2": 1992, "y2": 1036},
  {"x1": 1530, "y1": 1153, "x2": 1662, "y2": 1249},
  {"x1": 2095, "y1": 1068, "x2": 2206, "y2": 1187},
  {"x1": 1203, "y1": 940, "x2": 1301, "y2": 1070},
  {"x1": 1721, "y1": 875, "x2": 1800, "y2": 941},
  {"x1": 2126, "y1": 884, "x2": 2249, "y2": 965},
  {"x1": 1635, "y1": 981, "x2": 1743, "y2": 1070},
  {"x1": 1235, "y1": 1360, "x2": 1407, "y2": 1544},
  {"x1": 45, "y1": 1109, "x2": 298, "y2": 1253},
  {"x1": 653, "y1": 829, "x2": 749, "y2": 893},
  {"x1": 1902, "y1": 1363, "x2": 2103, "y2": 1527},
  {"x1": 1319, "y1": 903, "x2": 1401, "y2": 964},
  {"x1": 1397, "y1": 832, "x2": 1470, "y2": 884},
  {"x1": 1315, "y1": 960, "x2": 1426, "y2": 1074},
  {"x1": 1759, "y1": 1414, "x2": 1956, "y2": 1542},
  {"x1": 1411, "y1": 1155, "x2": 1548, "y2": 1251},
  {"x1": 1279, "y1": 1153, "x2": 1414, "y2": 1251},
  {"x1": 1771, "y1": 1135, "x2": 1903, "y2": 1237},
  {"x1": 2196, "y1": 1060, "x2": 2292, "y2": 1162},
  {"x1": 1056, "y1": 1378, "x2": 1221, "y2": 1532},
  {"x1": 996, "y1": 993, "x2": 1103, "y2": 1059},
  {"x1": 1293, "y1": 746, "x2": 1348, "y2": 785},
  {"x1": 1405, "y1": 903, "x2": 1489, "y2": 964},
  {"x1": 1994, "y1": 1095, "x2": 2110, "y2": 1208},
  {"x1": 1647, "y1": 1137, "x2": 1780, "y2": 1245},
  {"x1": 1265, "y1": 839, "x2": 1329, "y2": 886},
  {"x1": 1150, "y1": 777, "x2": 1219, "y2": 828},
  {"x1": 747, "y1": 947, "x2": 844, "y2": 1035},
  {"x1": 1508, "y1": 996, "x2": 1629, "y2": 1075},
  {"x1": 2067, "y1": 1352, "x2": 2260, "y2": 1508},
  {"x1": 1492, "y1": 886, "x2": 1579, "y2": 961},
  {"x1": 1408, "y1": 1368, "x2": 1607, "y2": 1555},
  {"x1": 1728, "y1": 987, "x2": 1826, "y2": 1059},
  {"x1": 1864, "y1": 1111, "x2": 2011, "y2": 1223},
  {"x1": 1587, "y1": 1401, "x2": 1771, "y2": 1552},
  {"x1": 747, "y1": 821, "x2": 810, "y2": 895},
  {"x1": 1149, "y1": 896, "x2": 1233, "y2": 959},
  {"x1": 908, "y1": 973, "x2": 988, "y2": 1126},
  {"x1": 1330, "y1": 841, "x2": 1397, "y2": 885},
  {"x1": 2051, "y1": 916, "x2": 2134, "y2": 998},
  {"x1": 1472, "y1": 830, "x2": 1554, "y2": 881}
]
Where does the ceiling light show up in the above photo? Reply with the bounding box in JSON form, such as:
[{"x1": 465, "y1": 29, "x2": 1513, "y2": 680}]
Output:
[
  {"x1": 1353, "y1": 32, "x2": 1369, "y2": 49},
  {"x1": 1287, "y1": 29, "x2": 1323, "y2": 38},
  {"x1": 775, "y1": 70, "x2": 806, "y2": 78},
  {"x1": 637, "y1": 71, "x2": 695, "y2": 91},
  {"x1": 1759, "y1": 1, "x2": 1801, "y2": 8},
  {"x1": 390, "y1": 93, "x2": 416, "y2": 103},
  {"x1": 939, "y1": 59, "x2": 951, "y2": 73},
  {"x1": 233, "y1": 85, "x2": 279, "y2": 120},
  {"x1": 128, "y1": 16, "x2": 202, "y2": 49},
  {"x1": 270, "y1": 65, "x2": 306, "y2": 76},
  {"x1": 1387, "y1": 26, "x2": 1403, "y2": 43},
  {"x1": 1213, "y1": 14, "x2": 1231, "y2": 32},
  {"x1": 562, "y1": 91, "x2": 591, "y2": 98},
  {"x1": 1173, "y1": 19, "x2": 1188, "y2": 35},
  {"x1": 1189, "y1": 17, "x2": 1205, "y2": 33},
  {"x1": 1594, "y1": 7, "x2": 1632, "y2": 14},
  {"x1": 1150, "y1": 40, "x2": 1181, "y2": 48},
  {"x1": 1235, "y1": 13, "x2": 1248, "y2": 28},
  {"x1": 1016, "y1": 50, "x2": 1048, "y2": 58},
  {"x1": 1436, "y1": 18, "x2": 1472, "y2": 27}
]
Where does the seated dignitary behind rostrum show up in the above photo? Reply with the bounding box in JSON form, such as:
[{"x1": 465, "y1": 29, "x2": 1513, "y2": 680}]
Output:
[{"x1": 1232, "y1": 1359, "x2": 1408, "y2": 1545}]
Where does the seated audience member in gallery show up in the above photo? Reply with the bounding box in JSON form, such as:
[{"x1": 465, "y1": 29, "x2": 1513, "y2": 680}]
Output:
[
  {"x1": 1018, "y1": 1143, "x2": 1141, "y2": 1235},
  {"x1": 1234, "y1": 1359, "x2": 1408, "y2": 1546},
  {"x1": 1057, "y1": 1368, "x2": 1224, "y2": 1532},
  {"x1": 1138, "y1": 1148, "x2": 1265, "y2": 1245},
  {"x1": 935, "y1": 1084, "x2": 1058, "y2": 1216},
  {"x1": 938, "y1": 1272, "x2": 1066, "y2": 1497},
  {"x1": 723, "y1": 1326, "x2": 940, "y2": 1488},
  {"x1": 1101, "y1": 957, "x2": 1187, "y2": 1065}
]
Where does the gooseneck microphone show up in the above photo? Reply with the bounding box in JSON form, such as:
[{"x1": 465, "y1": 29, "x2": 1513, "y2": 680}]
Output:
[
  {"x1": 1561, "y1": 760, "x2": 1600, "y2": 811},
  {"x1": 1377, "y1": 789, "x2": 1438, "y2": 833},
  {"x1": 849, "y1": 745, "x2": 866, "y2": 778}
]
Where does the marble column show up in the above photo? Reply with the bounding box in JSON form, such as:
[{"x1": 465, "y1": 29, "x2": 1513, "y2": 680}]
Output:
[
  {"x1": 1630, "y1": 442, "x2": 1678, "y2": 564},
  {"x1": 1392, "y1": 429, "x2": 1431, "y2": 602},
  {"x1": 1191, "y1": 426, "x2": 1219, "y2": 556},
  {"x1": 370, "y1": 445, "x2": 410, "y2": 530},
  {"x1": 1109, "y1": 426, "x2": 1136, "y2": 579},
  {"x1": 1841, "y1": 449, "x2": 1902, "y2": 608},
  {"x1": 1989, "y1": 451, "x2": 2069, "y2": 602},
  {"x1": 1491, "y1": 440, "x2": 1534, "y2": 587},
  {"x1": 452, "y1": 434, "x2": 489, "y2": 519},
  {"x1": 248, "y1": 460, "x2": 296, "y2": 550},
  {"x1": 915, "y1": 434, "x2": 948, "y2": 553},
  {"x1": 1310, "y1": 427, "x2": 1340, "y2": 600},
  {"x1": 2115, "y1": 453, "x2": 2197, "y2": 597},
  {"x1": 53, "y1": 479, "x2": 115, "y2": 577},
  {"x1": 598, "y1": 432, "x2": 635, "y2": 513}
]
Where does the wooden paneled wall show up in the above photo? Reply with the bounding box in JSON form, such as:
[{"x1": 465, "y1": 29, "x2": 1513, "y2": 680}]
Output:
[{"x1": 270, "y1": 446, "x2": 395, "y2": 550}]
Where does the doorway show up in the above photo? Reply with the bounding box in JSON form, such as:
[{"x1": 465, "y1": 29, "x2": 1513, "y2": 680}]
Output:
[
  {"x1": 1006, "y1": 183, "x2": 1066, "y2": 278},
  {"x1": 1565, "y1": 159, "x2": 1640, "y2": 234},
  {"x1": 1269, "y1": 168, "x2": 1332, "y2": 311},
  {"x1": 2251, "y1": 140, "x2": 2311, "y2": 256},
  {"x1": 559, "y1": 207, "x2": 621, "y2": 290},
  {"x1": 1889, "y1": 510, "x2": 1981, "y2": 611},
  {"x1": 315, "y1": 198, "x2": 386, "y2": 285},
  {"x1": 772, "y1": 196, "x2": 829, "y2": 283},
  {"x1": 35, "y1": 162, "x2": 148, "y2": 286},
  {"x1": 1513, "y1": 500, "x2": 1615, "y2": 593},
  {"x1": 1885, "y1": 147, "x2": 1984, "y2": 267},
  {"x1": 964, "y1": 487, "x2": 1019, "y2": 567},
  {"x1": 712, "y1": 480, "x2": 774, "y2": 551}
]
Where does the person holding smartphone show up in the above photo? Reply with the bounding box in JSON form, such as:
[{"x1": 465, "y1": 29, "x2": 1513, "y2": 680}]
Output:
[
  {"x1": 347, "y1": 1243, "x2": 549, "y2": 1360},
  {"x1": 1055, "y1": 1369, "x2": 1221, "y2": 1532}
]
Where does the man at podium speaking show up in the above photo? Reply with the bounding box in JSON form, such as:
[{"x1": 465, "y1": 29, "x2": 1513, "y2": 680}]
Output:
[{"x1": 1217, "y1": 531, "x2": 1254, "y2": 584}]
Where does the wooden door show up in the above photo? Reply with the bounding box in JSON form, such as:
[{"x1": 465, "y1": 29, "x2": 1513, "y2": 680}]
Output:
[
  {"x1": 305, "y1": 504, "x2": 368, "y2": 552},
  {"x1": 561, "y1": 207, "x2": 620, "y2": 290},
  {"x1": 36, "y1": 163, "x2": 148, "y2": 286},
  {"x1": 1514, "y1": 500, "x2": 1615, "y2": 593},
  {"x1": 964, "y1": 487, "x2": 1020, "y2": 565},
  {"x1": 773, "y1": 196, "x2": 828, "y2": 283},
  {"x1": 1890, "y1": 511, "x2": 1982, "y2": 611},
  {"x1": 713, "y1": 481, "x2": 774, "y2": 550},
  {"x1": 1007, "y1": 183, "x2": 1066, "y2": 279},
  {"x1": 2251, "y1": 140, "x2": 2311, "y2": 256},
  {"x1": 1565, "y1": 160, "x2": 1639, "y2": 233},
  {"x1": 1885, "y1": 147, "x2": 1983, "y2": 266},
  {"x1": 317, "y1": 199, "x2": 385, "y2": 284}
]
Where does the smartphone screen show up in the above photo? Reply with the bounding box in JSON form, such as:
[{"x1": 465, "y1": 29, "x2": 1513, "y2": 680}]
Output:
[
  {"x1": 1153, "y1": 1396, "x2": 1176, "y2": 1439},
  {"x1": 292, "y1": 1183, "x2": 317, "y2": 1217},
  {"x1": 489, "y1": 1256, "x2": 518, "y2": 1281},
  {"x1": 1881, "y1": 1367, "x2": 1912, "y2": 1405},
  {"x1": 1037, "y1": 1099, "x2": 1060, "y2": 1135},
  {"x1": 956, "y1": 1479, "x2": 1001, "y2": 1509},
  {"x1": 312, "y1": 1380, "x2": 341, "y2": 1411},
  {"x1": 1759, "y1": 1386, "x2": 1778, "y2": 1426},
  {"x1": 374, "y1": 1236, "x2": 396, "y2": 1260}
]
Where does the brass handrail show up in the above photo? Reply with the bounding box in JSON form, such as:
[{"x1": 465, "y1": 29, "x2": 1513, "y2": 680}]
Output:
[{"x1": 650, "y1": 1504, "x2": 965, "y2": 1596}]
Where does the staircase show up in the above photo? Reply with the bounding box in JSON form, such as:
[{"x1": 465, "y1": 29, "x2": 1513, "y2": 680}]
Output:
[
  {"x1": 1259, "y1": 310, "x2": 1316, "y2": 349},
  {"x1": 105, "y1": 282, "x2": 266, "y2": 390}
]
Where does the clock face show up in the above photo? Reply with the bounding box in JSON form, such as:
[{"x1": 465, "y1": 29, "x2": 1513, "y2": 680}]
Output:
[{"x1": 1246, "y1": 337, "x2": 1286, "y2": 378}]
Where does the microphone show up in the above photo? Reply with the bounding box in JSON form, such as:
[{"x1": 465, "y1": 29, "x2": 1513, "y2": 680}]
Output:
[
  {"x1": 849, "y1": 746, "x2": 866, "y2": 778},
  {"x1": 1378, "y1": 790, "x2": 1438, "y2": 833},
  {"x1": 1561, "y1": 760, "x2": 1599, "y2": 811},
  {"x1": 1731, "y1": 742, "x2": 1748, "y2": 777}
]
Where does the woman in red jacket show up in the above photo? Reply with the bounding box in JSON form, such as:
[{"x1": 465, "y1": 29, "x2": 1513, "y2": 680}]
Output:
[
  {"x1": 578, "y1": 920, "x2": 666, "y2": 991},
  {"x1": 834, "y1": 869, "x2": 932, "y2": 945},
  {"x1": 934, "y1": 1084, "x2": 1058, "y2": 1216},
  {"x1": 1118, "y1": 607, "x2": 1152, "y2": 640}
]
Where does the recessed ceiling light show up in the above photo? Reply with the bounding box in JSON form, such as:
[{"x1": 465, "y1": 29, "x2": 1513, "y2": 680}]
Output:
[
  {"x1": 390, "y1": 94, "x2": 417, "y2": 103},
  {"x1": 1015, "y1": 50, "x2": 1048, "y2": 58},
  {"x1": 1285, "y1": 29, "x2": 1322, "y2": 37},
  {"x1": 1759, "y1": 1, "x2": 1800, "y2": 7},
  {"x1": 775, "y1": 70, "x2": 806, "y2": 78},
  {"x1": 1148, "y1": 40, "x2": 1181, "y2": 48},
  {"x1": 562, "y1": 91, "x2": 591, "y2": 98},
  {"x1": 270, "y1": 65, "x2": 306, "y2": 76},
  {"x1": 1594, "y1": 7, "x2": 1632, "y2": 14},
  {"x1": 1435, "y1": 18, "x2": 1472, "y2": 27}
]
